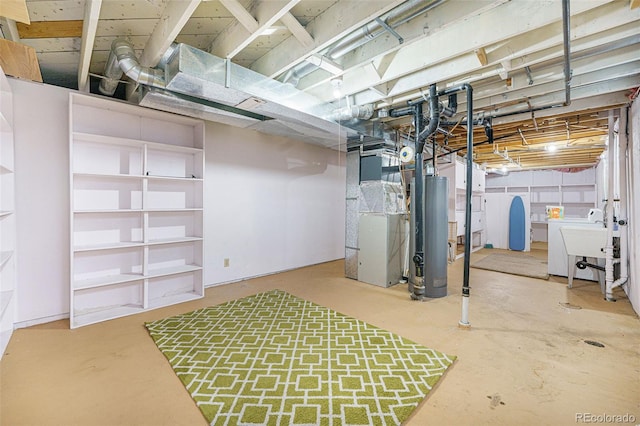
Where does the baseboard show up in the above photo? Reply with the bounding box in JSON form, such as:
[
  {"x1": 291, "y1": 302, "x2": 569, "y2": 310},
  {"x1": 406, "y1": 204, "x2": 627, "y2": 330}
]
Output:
[
  {"x1": 14, "y1": 313, "x2": 69, "y2": 329},
  {"x1": 205, "y1": 258, "x2": 344, "y2": 288}
]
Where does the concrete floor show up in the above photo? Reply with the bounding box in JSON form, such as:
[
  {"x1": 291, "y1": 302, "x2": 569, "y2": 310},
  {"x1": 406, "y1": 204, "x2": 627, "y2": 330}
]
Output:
[{"x1": 1, "y1": 247, "x2": 639, "y2": 426}]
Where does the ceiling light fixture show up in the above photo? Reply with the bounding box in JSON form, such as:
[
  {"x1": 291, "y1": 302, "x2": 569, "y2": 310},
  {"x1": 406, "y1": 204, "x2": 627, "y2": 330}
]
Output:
[
  {"x1": 306, "y1": 54, "x2": 343, "y2": 75},
  {"x1": 331, "y1": 77, "x2": 343, "y2": 99},
  {"x1": 545, "y1": 144, "x2": 557, "y2": 152},
  {"x1": 260, "y1": 26, "x2": 282, "y2": 36}
]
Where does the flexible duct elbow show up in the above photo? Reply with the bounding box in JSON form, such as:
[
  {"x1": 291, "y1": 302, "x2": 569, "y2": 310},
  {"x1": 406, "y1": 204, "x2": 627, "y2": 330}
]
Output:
[
  {"x1": 327, "y1": 104, "x2": 374, "y2": 122},
  {"x1": 99, "y1": 39, "x2": 165, "y2": 95}
]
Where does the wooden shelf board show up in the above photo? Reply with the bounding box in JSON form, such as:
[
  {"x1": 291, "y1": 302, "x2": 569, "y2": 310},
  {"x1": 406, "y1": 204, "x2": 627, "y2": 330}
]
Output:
[
  {"x1": 74, "y1": 273, "x2": 144, "y2": 291},
  {"x1": 145, "y1": 208, "x2": 203, "y2": 212},
  {"x1": 74, "y1": 209, "x2": 144, "y2": 214},
  {"x1": 73, "y1": 172, "x2": 144, "y2": 180},
  {"x1": 72, "y1": 304, "x2": 143, "y2": 328},
  {"x1": 0, "y1": 163, "x2": 14, "y2": 174},
  {"x1": 0, "y1": 290, "x2": 13, "y2": 319},
  {"x1": 146, "y1": 237, "x2": 203, "y2": 246},
  {"x1": 145, "y1": 175, "x2": 203, "y2": 182},
  {"x1": 148, "y1": 292, "x2": 201, "y2": 310},
  {"x1": 0, "y1": 251, "x2": 13, "y2": 268},
  {"x1": 73, "y1": 132, "x2": 203, "y2": 153},
  {"x1": 147, "y1": 264, "x2": 202, "y2": 279},
  {"x1": 73, "y1": 241, "x2": 145, "y2": 252}
]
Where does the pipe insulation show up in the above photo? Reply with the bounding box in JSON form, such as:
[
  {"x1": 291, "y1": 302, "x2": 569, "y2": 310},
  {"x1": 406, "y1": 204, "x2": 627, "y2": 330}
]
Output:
[{"x1": 99, "y1": 39, "x2": 165, "y2": 95}]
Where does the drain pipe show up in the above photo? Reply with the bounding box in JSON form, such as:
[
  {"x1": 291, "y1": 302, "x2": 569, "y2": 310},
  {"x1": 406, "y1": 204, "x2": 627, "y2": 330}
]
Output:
[
  {"x1": 99, "y1": 39, "x2": 165, "y2": 96},
  {"x1": 606, "y1": 107, "x2": 629, "y2": 300},
  {"x1": 437, "y1": 83, "x2": 473, "y2": 327}
]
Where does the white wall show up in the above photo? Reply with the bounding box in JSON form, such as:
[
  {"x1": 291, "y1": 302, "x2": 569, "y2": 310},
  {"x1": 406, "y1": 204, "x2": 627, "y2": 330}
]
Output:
[
  {"x1": 10, "y1": 79, "x2": 346, "y2": 325},
  {"x1": 203, "y1": 123, "x2": 345, "y2": 285},
  {"x1": 11, "y1": 79, "x2": 71, "y2": 324}
]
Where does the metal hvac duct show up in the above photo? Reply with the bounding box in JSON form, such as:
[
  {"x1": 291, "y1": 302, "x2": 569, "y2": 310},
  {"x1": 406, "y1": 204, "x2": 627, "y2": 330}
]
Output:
[
  {"x1": 99, "y1": 39, "x2": 165, "y2": 95},
  {"x1": 98, "y1": 40, "x2": 392, "y2": 148}
]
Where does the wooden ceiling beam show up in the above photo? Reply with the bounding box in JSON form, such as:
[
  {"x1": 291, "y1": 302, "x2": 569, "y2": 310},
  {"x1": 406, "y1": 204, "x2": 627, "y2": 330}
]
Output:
[
  {"x1": 77, "y1": 0, "x2": 102, "y2": 92},
  {"x1": 17, "y1": 20, "x2": 83, "y2": 38}
]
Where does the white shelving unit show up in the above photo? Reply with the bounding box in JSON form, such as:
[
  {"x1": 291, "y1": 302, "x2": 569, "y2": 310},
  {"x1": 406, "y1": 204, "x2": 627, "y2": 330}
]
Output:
[
  {"x1": 439, "y1": 159, "x2": 486, "y2": 256},
  {"x1": 486, "y1": 169, "x2": 597, "y2": 242},
  {"x1": 69, "y1": 93, "x2": 205, "y2": 328},
  {"x1": 0, "y1": 66, "x2": 16, "y2": 356}
]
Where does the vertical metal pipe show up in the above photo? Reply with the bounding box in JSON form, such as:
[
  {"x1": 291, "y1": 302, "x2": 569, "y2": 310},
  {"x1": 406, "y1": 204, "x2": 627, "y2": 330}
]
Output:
[
  {"x1": 605, "y1": 110, "x2": 615, "y2": 301},
  {"x1": 432, "y1": 137, "x2": 437, "y2": 170},
  {"x1": 460, "y1": 83, "x2": 473, "y2": 327},
  {"x1": 412, "y1": 102, "x2": 426, "y2": 299},
  {"x1": 411, "y1": 83, "x2": 439, "y2": 300},
  {"x1": 562, "y1": 0, "x2": 571, "y2": 107},
  {"x1": 608, "y1": 107, "x2": 629, "y2": 298}
]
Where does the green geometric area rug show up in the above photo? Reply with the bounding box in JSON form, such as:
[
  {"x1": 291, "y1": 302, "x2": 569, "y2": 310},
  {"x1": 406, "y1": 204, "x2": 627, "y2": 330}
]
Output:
[{"x1": 145, "y1": 289, "x2": 455, "y2": 425}]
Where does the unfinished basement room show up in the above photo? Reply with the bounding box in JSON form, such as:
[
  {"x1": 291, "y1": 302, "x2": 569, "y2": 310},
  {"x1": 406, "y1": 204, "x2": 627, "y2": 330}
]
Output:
[{"x1": 0, "y1": 0, "x2": 639, "y2": 425}]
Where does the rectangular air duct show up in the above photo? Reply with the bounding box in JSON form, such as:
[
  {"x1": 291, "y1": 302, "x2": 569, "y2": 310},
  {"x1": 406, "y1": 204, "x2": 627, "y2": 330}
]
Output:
[{"x1": 138, "y1": 44, "x2": 360, "y2": 149}]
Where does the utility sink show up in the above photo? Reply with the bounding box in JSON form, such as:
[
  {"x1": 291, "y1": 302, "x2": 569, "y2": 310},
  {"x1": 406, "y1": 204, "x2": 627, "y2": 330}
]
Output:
[
  {"x1": 560, "y1": 226, "x2": 608, "y2": 258},
  {"x1": 560, "y1": 225, "x2": 608, "y2": 291}
]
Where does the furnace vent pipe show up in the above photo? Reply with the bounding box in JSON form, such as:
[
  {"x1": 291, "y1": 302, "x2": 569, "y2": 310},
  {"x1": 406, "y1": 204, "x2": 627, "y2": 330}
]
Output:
[{"x1": 99, "y1": 39, "x2": 165, "y2": 96}]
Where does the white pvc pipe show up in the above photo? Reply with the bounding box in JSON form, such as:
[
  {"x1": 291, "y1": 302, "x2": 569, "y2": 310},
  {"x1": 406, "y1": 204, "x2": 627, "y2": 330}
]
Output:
[
  {"x1": 605, "y1": 111, "x2": 615, "y2": 300},
  {"x1": 607, "y1": 107, "x2": 629, "y2": 299},
  {"x1": 459, "y1": 296, "x2": 470, "y2": 327}
]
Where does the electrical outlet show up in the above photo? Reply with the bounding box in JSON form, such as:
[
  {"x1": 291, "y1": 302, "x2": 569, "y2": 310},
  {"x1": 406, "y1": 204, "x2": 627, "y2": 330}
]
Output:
[{"x1": 223, "y1": 258, "x2": 230, "y2": 267}]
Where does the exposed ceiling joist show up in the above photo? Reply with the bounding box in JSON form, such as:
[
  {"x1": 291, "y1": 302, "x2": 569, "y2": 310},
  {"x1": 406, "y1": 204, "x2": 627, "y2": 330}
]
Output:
[
  {"x1": 210, "y1": 0, "x2": 301, "y2": 59},
  {"x1": 78, "y1": 0, "x2": 102, "y2": 92},
  {"x1": 250, "y1": 0, "x2": 407, "y2": 78},
  {"x1": 218, "y1": 0, "x2": 259, "y2": 33},
  {"x1": 491, "y1": 92, "x2": 629, "y2": 125},
  {"x1": 0, "y1": 17, "x2": 20, "y2": 41},
  {"x1": 349, "y1": 8, "x2": 640, "y2": 107},
  {"x1": 304, "y1": 0, "x2": 613, "y2": 98},
  {"x1": 279, "y1": 12, "x2": 313, "y2": 49},
  {"x1": 138, "y1": 0, "x2": 202, "y2": 68}
]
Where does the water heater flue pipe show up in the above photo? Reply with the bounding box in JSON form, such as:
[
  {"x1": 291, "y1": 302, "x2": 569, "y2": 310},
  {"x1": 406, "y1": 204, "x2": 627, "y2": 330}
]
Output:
[
  {"x1": 410, "y1": 84, "x2": 439, "y2": 300},
  {"x1": 417, "y1": 84, "x2": 440, "y2": 147}
]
